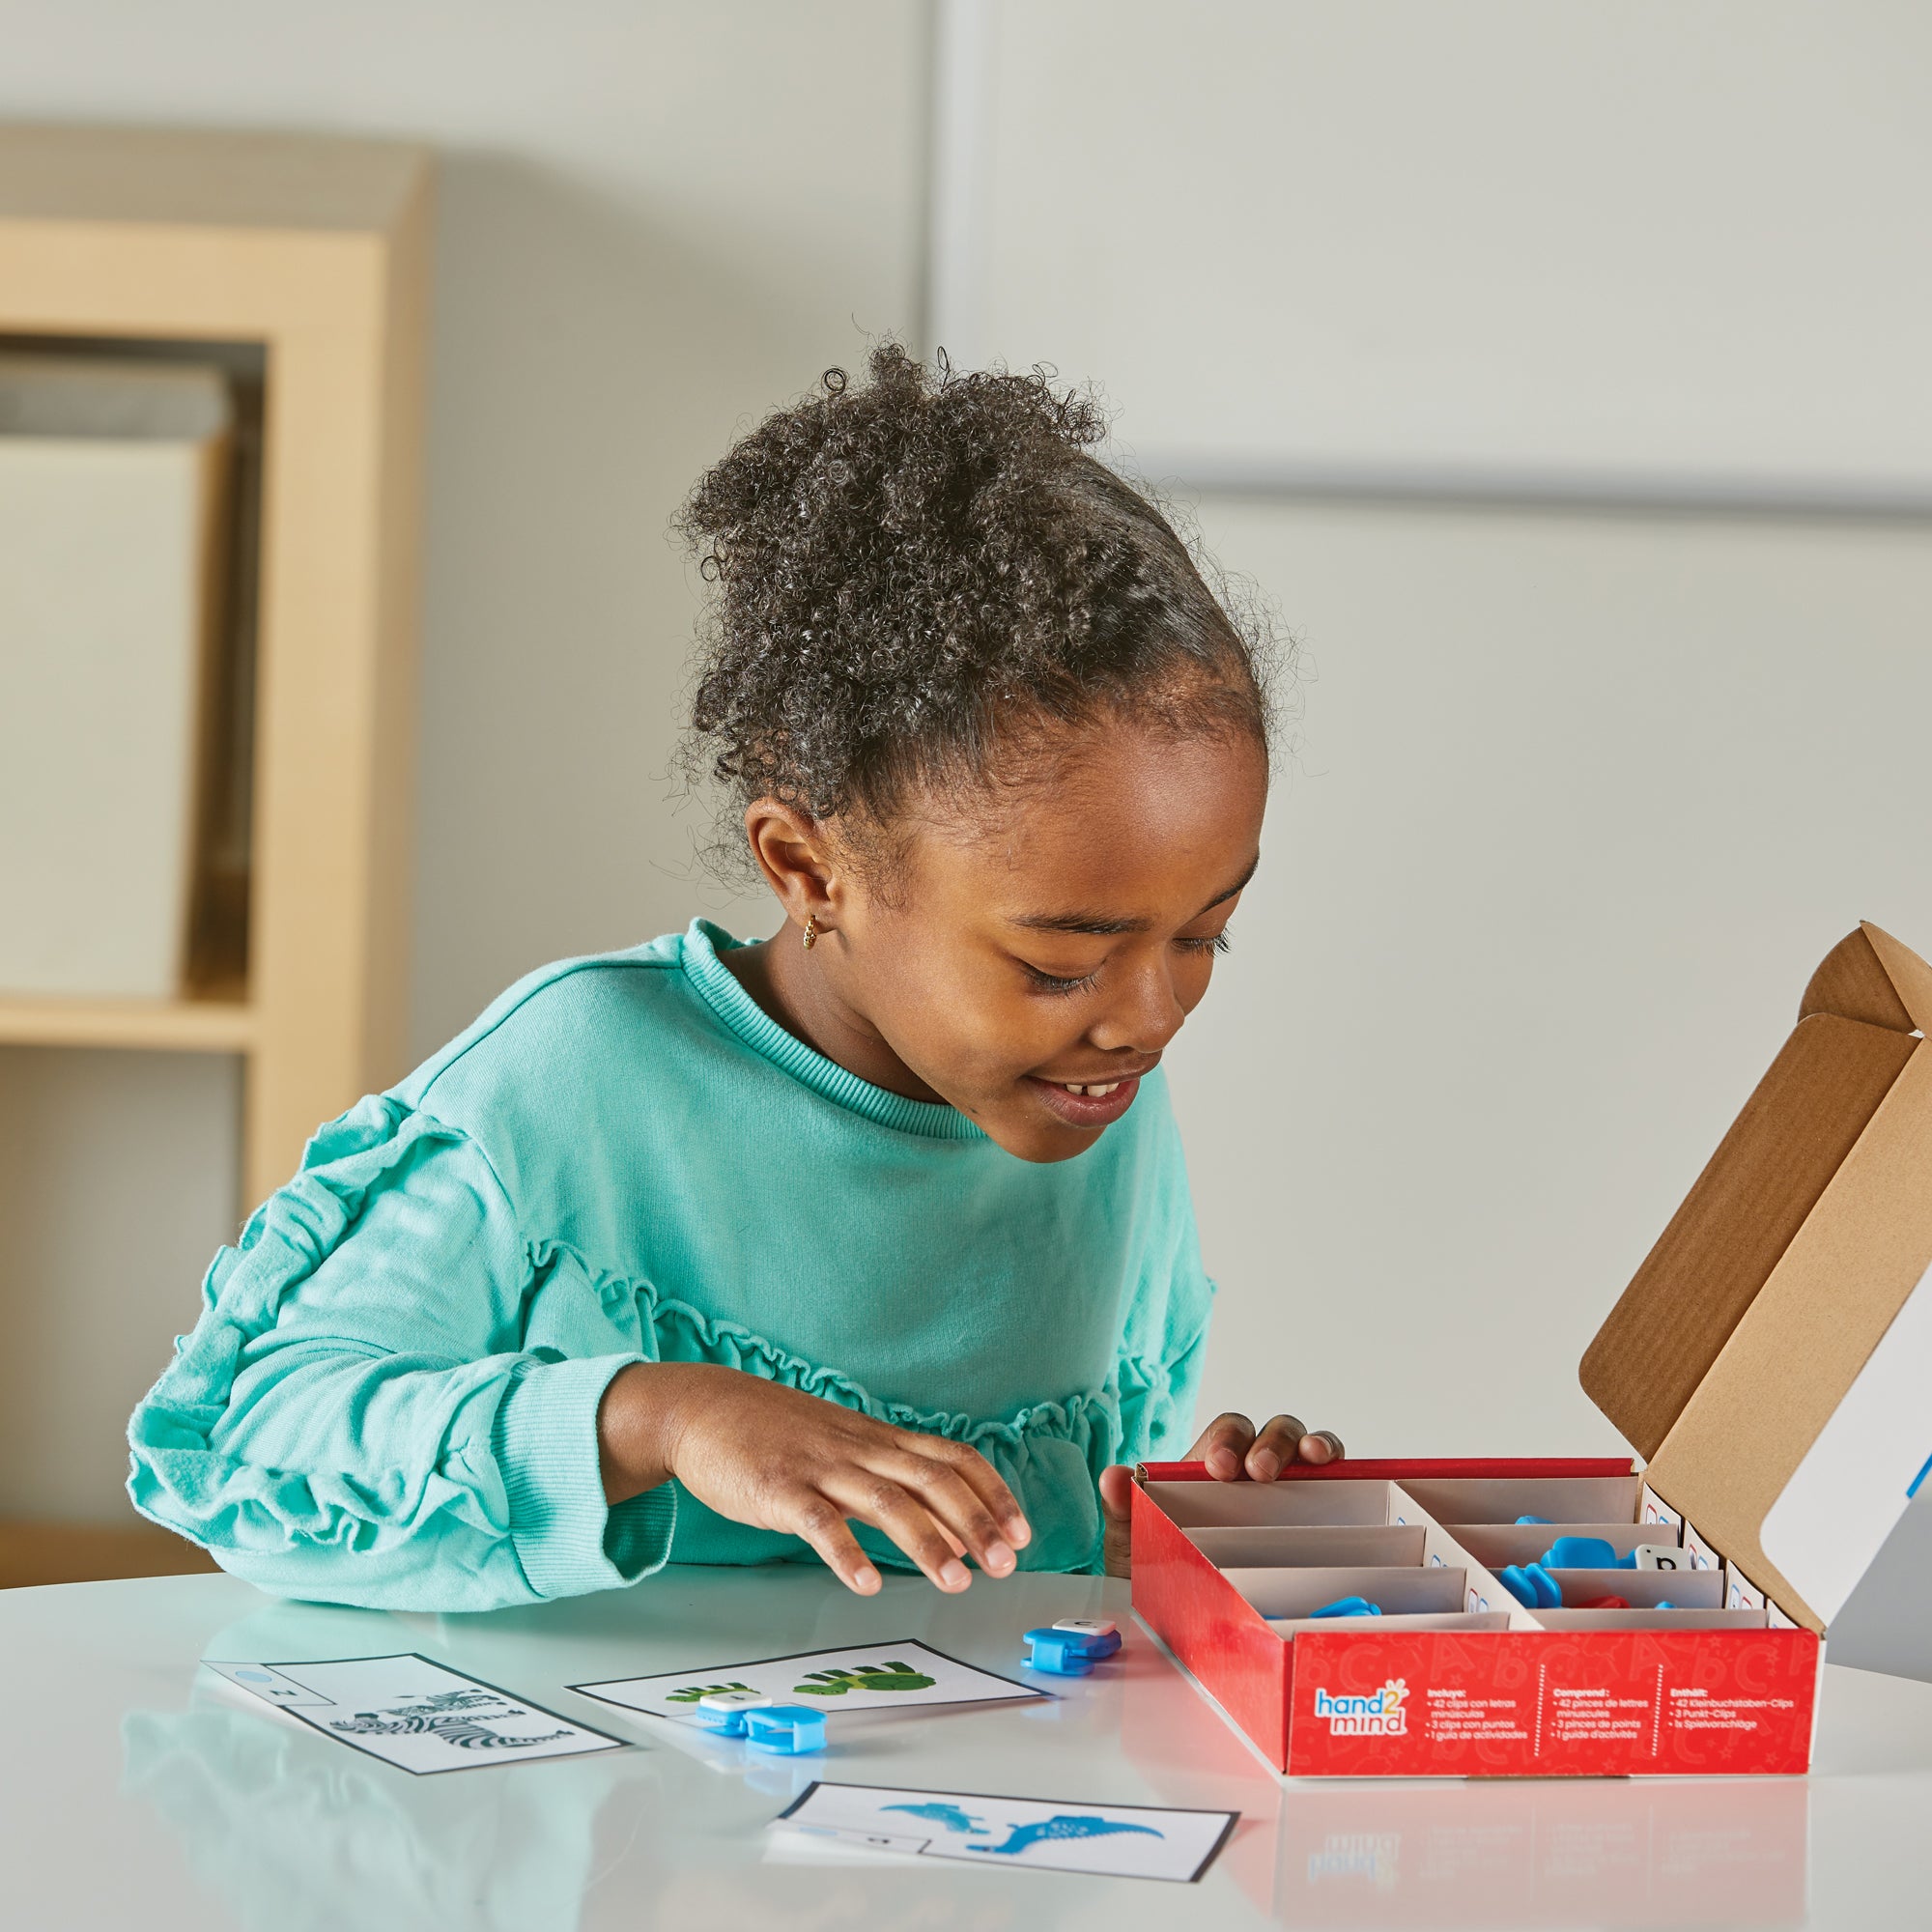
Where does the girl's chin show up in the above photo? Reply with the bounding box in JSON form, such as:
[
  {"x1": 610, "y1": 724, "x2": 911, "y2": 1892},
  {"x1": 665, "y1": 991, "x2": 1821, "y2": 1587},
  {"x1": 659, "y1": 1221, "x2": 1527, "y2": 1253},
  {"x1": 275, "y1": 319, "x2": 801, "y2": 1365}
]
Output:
[{"x1": 1022, "y1": 1073, "x2": 1141, "y2": 1130}]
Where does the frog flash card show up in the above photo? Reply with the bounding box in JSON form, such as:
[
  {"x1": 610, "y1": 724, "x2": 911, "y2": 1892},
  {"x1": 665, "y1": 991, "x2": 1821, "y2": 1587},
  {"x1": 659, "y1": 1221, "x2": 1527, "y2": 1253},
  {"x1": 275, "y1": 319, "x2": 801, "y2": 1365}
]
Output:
[{"x1": 571, "y1": 1640, "x2": 1045, "y2": 1726}]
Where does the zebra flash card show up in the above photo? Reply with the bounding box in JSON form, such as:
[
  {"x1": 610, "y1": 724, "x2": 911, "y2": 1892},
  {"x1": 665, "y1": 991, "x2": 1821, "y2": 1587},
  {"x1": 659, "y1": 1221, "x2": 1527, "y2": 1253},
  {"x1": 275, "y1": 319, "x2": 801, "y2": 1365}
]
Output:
[{"x1": 204, "y1": 1654, "x2": 628, "y2": 1775}]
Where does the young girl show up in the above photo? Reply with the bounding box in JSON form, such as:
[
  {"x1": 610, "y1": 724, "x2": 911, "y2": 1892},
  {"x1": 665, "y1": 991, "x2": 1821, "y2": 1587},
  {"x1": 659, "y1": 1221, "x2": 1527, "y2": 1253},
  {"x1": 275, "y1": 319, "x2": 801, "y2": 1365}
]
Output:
[{"x1": 128, "y1": 347, "x2": 1341, "y2": 1613}]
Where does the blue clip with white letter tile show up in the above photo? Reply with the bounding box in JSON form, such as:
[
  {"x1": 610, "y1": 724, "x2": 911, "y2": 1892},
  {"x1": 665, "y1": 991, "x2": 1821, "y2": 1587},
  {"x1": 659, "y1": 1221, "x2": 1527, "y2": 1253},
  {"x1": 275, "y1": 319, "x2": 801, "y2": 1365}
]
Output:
[
  {"x1": 693, "y1": 1690, "x2": 773, "y2": 1735},
  {"x1": 1023, "y1": 1618, "x2": 1122, "y2": 1675}
]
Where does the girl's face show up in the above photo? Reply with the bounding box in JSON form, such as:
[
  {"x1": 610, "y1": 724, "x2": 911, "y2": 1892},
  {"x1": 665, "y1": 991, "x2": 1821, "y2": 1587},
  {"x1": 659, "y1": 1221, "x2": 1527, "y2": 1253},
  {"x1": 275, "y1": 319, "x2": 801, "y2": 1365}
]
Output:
[{"x1": 752, "y1": 724, "x2": 1268, "y2": 1163}]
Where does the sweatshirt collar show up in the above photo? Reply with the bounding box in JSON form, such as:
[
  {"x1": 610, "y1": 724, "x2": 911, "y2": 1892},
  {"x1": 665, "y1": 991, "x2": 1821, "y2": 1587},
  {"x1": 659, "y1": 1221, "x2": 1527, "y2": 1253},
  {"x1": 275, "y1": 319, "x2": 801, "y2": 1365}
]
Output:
[{"x1": 679, "y1": 920, "x2": 987, "y2": 1142}]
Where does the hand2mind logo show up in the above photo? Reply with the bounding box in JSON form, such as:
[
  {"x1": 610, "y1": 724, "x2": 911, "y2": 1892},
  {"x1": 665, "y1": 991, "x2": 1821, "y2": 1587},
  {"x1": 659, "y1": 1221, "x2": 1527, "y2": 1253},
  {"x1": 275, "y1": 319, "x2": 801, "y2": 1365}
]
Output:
[{"x1": 1312, "y1": 1678, "x2": 1409, "y2": 1737}]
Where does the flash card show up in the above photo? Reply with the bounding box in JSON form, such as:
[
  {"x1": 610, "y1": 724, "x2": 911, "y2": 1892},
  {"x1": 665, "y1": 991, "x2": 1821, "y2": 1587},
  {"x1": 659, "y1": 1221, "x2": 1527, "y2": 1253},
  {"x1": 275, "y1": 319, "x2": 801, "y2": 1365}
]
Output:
[
  {"x1": 573, "y1": 1638, "x2": 1046, "y2": 1727},
  {"x1": 202, "y1": 1661, "x2": 336, "y2": 1707},
  {"x1": 205, "y1": 1653, "x2": 628, "y2": 1776},
  {"x1": 774, "y1": 1780, "x2": 1238, "y2": 1884}
]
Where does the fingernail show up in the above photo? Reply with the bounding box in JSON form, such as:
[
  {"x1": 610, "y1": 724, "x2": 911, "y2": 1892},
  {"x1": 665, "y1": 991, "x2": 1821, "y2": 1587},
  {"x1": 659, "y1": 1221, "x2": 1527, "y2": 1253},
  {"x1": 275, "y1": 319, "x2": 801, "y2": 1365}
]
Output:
[
  {"x1": 1251, "y1": 1448, "x2": 1282, "y2": 1481},
  {"x1": 939, "y1": 1559, "x2": 970, "y2": 1590},
  {"x1": 1005, "y1": 1516, "x2": 1032, "y2": 1548},
  {"x1": 1208, "y1": 1447, "x2": 1239, "y2": 1479},
  {"x1": 984, "y1": 1540, "x2": 1016, "y2": 1575},
  {"x1": 854, "y1": 1565, "x2": 882, "y2": 1594}
]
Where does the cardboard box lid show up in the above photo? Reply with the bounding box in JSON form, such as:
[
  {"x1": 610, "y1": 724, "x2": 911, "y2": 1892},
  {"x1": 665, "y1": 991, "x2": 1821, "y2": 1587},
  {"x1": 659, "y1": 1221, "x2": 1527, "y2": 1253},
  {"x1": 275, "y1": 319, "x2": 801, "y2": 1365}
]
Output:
[{"x1": 1580, "y1": 923, "x2": 1932, "y2": 1632}]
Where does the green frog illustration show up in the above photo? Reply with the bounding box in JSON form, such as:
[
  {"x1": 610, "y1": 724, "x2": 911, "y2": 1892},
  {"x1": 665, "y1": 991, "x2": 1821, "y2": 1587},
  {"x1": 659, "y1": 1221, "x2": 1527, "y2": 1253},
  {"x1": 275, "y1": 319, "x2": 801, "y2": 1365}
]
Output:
[
  {"x1": 793, "y1": 1661, "x2": 938, "y2": 1697},
  {"x1": 663, "y1": 1680, "x2": 756, "y2": 1705}
]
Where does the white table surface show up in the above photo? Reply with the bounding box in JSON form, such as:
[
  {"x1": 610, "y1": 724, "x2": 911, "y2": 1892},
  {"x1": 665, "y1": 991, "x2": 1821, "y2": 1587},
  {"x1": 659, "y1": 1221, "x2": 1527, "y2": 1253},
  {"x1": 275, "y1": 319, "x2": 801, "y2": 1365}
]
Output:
[{"x1": 3, "y1": 1563, "x2": 1926, "y2": 1930}]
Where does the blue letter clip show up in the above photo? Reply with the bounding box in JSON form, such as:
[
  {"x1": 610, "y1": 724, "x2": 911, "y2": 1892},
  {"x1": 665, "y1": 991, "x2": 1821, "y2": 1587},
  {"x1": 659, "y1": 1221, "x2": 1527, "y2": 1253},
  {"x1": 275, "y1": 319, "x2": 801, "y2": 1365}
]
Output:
[
  {"x1": 1499, "y1": 1562, "x2": 1563, "y2": 1609},
  {"x1": 1541, "y1": 1535, "x2": 1629, "y2": 1571},
  {"x1": 694, "y1": 1690, "x2": 773, "y2": 1735},
  {"x1": 1023, "y1": 1618, "x2": 1122, "y2": 1675},
  {"x1": 741, "y1": 1704, "x2": 828, "y2": 1753}
]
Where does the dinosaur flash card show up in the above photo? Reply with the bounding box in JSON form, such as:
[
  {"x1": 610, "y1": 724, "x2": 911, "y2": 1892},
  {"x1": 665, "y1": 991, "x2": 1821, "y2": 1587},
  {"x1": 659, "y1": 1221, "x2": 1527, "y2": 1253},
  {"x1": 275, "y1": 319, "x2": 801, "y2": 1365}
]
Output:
[
  {"x1": 572, "y1": 1639, "x2": 1045, "y2": 1726},
  {"x1": 204, "y1": 1654, "x2": 628, "y2": 1775},
  {"x1": 773, "y1": 1780, "x2": 1237, "y2": 1883}
]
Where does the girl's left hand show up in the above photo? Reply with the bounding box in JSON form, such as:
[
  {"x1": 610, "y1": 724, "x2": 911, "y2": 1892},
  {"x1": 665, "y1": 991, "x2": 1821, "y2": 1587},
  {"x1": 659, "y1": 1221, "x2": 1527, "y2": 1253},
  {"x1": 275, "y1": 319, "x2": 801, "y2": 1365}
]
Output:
[{"x1": 1097, "y1": 1411, "x2": 1346, "y2": 1577}]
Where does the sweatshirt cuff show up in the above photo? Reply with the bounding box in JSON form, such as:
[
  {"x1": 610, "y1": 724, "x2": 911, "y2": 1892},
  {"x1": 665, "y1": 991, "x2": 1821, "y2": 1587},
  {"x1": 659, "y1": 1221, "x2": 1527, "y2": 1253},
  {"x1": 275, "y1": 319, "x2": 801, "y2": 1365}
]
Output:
[{"x1": 493, "y1": 1353, "x2": 676, "y2": 1599}]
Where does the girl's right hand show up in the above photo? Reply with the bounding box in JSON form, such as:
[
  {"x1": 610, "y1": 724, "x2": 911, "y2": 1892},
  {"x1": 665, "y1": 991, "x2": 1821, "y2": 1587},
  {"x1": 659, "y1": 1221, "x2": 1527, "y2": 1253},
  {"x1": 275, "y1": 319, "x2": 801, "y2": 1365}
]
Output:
[{"x1": 596, "y1": 1361, "x2": 1031, "y2": 1596}]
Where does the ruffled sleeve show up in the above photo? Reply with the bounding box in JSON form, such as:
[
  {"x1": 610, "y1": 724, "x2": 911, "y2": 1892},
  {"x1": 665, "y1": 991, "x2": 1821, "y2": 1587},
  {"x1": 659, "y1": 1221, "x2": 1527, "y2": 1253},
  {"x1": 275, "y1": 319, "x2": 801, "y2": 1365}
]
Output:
[
  {"x1": 1115, "y1": 1305, "x2": 1212, "y2": 1469},
  {"x1": 127, "y1": 1095, "x2": 674, "y2": 1611}
]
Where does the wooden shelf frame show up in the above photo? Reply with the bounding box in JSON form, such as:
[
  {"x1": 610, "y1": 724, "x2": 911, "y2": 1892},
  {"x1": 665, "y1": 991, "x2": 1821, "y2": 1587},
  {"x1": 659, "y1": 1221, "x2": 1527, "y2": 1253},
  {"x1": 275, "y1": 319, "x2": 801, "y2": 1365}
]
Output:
[
  {"x1": 0, "y1": 127, "x2": 432, "y2": 1204},
  {"x1": 0, "y1": 990, "x2": 255, "y2": 1053}
]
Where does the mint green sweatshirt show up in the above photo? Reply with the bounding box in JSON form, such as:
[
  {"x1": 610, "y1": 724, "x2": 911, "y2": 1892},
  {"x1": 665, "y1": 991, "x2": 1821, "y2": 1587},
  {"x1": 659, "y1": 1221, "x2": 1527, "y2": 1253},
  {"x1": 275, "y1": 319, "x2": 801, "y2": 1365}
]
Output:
[{"x1": 127, "y1": 922, "x2": 1214, "y2": 1612}]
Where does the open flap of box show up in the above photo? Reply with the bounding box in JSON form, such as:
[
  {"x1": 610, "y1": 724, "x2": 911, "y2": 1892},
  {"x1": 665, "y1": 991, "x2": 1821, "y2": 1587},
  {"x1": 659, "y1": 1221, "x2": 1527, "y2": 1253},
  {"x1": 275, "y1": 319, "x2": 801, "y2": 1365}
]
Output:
[{"x1": 1579, "y1": 922, "x2": 1932, "y2": 1631}]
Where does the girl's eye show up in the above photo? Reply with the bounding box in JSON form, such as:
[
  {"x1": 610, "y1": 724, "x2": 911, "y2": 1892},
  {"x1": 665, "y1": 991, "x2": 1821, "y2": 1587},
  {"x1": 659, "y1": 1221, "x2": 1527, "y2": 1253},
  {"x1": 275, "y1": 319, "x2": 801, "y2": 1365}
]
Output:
[
  {"x1": 1175, "y1": 928, "x2": 1234, "y2": 957},
  {"x1": 1021, "y1": 963, "x2": 1100, "y2": 996}
]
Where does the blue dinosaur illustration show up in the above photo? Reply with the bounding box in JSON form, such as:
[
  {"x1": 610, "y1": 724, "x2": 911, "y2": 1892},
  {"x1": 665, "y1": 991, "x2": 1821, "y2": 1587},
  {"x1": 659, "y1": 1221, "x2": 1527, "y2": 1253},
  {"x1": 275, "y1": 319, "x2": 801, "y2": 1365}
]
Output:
[
  {"x1": 881, "y1": 1802, "x2": 988, "y2": 1835},
  {"x1": 969, "y1": 1814, "x2": 1165, "y2": 1857}
]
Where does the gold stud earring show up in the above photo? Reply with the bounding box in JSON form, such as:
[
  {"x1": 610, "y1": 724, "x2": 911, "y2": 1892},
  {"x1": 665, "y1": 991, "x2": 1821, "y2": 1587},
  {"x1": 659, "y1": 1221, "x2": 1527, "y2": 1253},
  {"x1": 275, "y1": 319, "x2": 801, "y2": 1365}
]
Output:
[{"x1": 802, "y1": 914, "x2": 818, "y2": 952}]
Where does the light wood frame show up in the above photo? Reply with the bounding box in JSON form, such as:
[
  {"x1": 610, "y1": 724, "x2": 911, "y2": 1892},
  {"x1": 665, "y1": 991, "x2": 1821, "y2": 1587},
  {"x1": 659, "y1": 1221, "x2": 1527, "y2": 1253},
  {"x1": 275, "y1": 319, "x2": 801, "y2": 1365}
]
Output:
[{"x1": 0, "y1": 126, "x2": 432, "y2": 1206}]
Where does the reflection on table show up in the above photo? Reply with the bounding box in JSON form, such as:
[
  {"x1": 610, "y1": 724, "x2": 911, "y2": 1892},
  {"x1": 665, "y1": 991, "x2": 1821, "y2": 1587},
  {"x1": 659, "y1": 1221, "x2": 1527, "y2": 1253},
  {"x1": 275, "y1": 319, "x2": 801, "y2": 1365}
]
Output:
[
  {"x1": 124, "y1": 1697, "x2": 641, "y2": 1932},
  {"x1": 1265, "y1": 1773, "x2": 1804, "y2": 1927}
]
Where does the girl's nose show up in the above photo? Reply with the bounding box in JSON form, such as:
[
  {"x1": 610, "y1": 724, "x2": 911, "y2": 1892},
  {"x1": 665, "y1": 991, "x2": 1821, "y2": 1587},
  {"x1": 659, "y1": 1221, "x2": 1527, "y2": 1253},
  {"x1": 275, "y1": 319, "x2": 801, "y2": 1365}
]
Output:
[{"x1": 1088, "y1": 960, "x2": 1187, "y2": 1056}]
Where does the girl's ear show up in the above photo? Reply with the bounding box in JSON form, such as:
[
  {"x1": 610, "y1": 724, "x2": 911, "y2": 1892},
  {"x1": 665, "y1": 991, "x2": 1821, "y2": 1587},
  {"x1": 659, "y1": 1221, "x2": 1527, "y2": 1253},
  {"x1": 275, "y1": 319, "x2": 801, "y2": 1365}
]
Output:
[{"x1": 743, "y1": 797, "x2": 842, "y2": 937}]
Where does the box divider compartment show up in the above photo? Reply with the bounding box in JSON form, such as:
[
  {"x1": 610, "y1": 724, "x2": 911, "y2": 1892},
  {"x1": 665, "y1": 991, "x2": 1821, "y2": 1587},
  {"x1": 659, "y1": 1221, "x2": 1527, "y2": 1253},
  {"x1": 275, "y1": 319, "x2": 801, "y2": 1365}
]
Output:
[
  {"x1": 1221, "y1": 1564, "x2": 1468, "y2": 1621},
  {"x1": 1266, "y1": 1610, "x2": 1515, "y2": 1635},
  {"x1": 1535, "y1": 1568, "x2": 1725, "y2": 1610},
  {"x1": 1139, "y1": 1478, "x2": 1397, "y2": 1529},
  {"x1": 1445, "y1": 1521, "x2": 1678, "y2": 1569},
  {"x1": 1383, "y1": 1489, "x2": 1548, "y2": 1627},
  {"x1": 1531, "y1": 1607, "x2": 1771, "y2": 1631},
  {"x1": 1393, "y1": 1477, "x2": 1645, "y2": 1524},
  {"x1": 1184, "y1": 1523, "x2": 1425, "y2": 1569}
]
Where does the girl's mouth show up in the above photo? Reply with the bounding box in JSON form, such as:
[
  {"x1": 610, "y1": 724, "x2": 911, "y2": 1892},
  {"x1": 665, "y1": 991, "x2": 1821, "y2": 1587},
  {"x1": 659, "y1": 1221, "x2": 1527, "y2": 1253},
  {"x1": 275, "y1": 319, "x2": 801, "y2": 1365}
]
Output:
[{"x1": 1025, "y1": 1073, "x2": 1143, "y2": 1128}]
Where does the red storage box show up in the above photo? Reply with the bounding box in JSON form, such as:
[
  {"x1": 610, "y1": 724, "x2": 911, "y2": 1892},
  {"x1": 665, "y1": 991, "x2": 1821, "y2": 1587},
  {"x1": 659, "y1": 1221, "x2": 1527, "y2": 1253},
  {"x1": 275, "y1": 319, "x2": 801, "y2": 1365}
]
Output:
[{"x1": 1132, "y1": 923, "x2": 1932, "y2": 1777}]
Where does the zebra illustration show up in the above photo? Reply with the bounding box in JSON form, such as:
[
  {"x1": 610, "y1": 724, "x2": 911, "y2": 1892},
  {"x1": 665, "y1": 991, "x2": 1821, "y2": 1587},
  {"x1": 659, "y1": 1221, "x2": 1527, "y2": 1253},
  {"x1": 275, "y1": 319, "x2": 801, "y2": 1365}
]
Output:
[
  {"x1": 328, "y1": 1690, "x2": 570, "y2": 1751},
  {"x1": 376, "y1": 1690, "x2": 499, "y2": 1719}
]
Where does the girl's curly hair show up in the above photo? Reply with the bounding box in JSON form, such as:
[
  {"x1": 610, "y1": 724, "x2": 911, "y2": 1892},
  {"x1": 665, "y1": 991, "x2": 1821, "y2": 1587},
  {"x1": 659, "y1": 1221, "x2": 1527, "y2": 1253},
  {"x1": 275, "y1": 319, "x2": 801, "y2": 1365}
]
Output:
[{"x1": 678, "y1": 345, "x2": 1275, "y2": 857}]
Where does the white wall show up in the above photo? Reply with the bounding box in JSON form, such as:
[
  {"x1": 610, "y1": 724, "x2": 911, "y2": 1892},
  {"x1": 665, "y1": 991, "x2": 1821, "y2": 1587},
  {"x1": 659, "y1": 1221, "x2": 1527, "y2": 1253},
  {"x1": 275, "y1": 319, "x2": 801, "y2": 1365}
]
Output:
[
  {"x1": 973, "y1": 0, "x2": 1932, "y2": 498},
  {"x1": 0, "y1": 0, "x2": 924, "y2": 1518}
]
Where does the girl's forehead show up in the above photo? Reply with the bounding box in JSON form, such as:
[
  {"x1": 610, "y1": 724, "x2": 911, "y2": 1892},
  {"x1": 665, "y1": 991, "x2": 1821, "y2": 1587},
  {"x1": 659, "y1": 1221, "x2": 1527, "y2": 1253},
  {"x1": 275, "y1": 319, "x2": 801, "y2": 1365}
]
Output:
[
  {"x1": 909, "y1": 729, "x2": 1267, "y2": 919},
  {"x1": 999, "y1": 845, "x2": 1260, "y2": 940}
]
